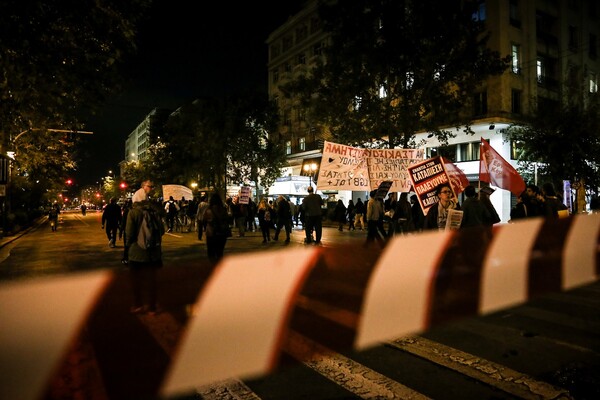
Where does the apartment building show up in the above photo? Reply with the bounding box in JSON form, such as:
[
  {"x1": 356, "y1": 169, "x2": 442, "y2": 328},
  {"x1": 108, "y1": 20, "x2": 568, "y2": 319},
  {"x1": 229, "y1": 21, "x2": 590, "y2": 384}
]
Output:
[
  {"x1": 123, "y1": 108, "x2": 171, "y2": 163},
  {"x1": 266, "y1": 0, "x2": 599, "y2": 221}
]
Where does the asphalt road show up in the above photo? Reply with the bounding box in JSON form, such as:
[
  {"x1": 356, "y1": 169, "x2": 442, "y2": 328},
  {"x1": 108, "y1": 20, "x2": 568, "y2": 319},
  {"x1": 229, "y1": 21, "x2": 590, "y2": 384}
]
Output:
[{"x1": 0, "y1": 211, "x2": 598, "y2": 399}]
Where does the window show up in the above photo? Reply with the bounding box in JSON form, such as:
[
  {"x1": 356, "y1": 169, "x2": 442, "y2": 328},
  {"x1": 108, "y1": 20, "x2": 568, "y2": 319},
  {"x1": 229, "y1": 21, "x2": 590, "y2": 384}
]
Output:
[
  {"x1": 590, "y1": 34, "x2": 597, "y2": 59},
  {"x1": 284, "y1": 62, "x2": 292, "y2": 73},
  {"x1": 270, "y1": 43, "x2": 280, "y2": 59},
  {"x1": 536, "y1": 57, "x2": 545, "y2": 83},
  {"x1": 457, "y1": 142, "x2": 480, "y2": 162},
  {"x1": 282, "y1": 36, "x2": 293, "y2": 52},
  {"x1": 353, "y1": 96, "x2": 362, "y2": 111},
  {"x1": 313, "y1": 42, "x2": 323, "y2": 57},
  {"x1": 472, "y1": 1, "x2": 486, "y2": 21},
  {"x1": 427, "y1": 145, "x2": 456, "y2": 162},
  {"x1": 310, "y1": 16, "x2": 322, "y2": 34},
  {"x1": 473, "y1": 91, "x2": 488, "y2": 116},
  {"x1": 378, "y1": 84, "x2": 387, "y2": 98},
  {"x1": 296, "y1": 24, "x2": 308, "y2": 43},
  {"x1": 510, "y1": 140, "x2": 523, "y2": 160},
  {"x1": 284, "y1": 109, "x2": 291, "y2": 126},
  {"x1": 509, "y1": 0, "x2": 521, "y2": 27},
  {"x1": 405, "y1": 72, "x2": 414, "y2": 90},
  {"x1": 511, "y1": 90, "x2": 522, "y2": 114},
  {"x1": 285, "y1": 141, "x2": 292, "y2": 155},
  {"x1": 272, "y1": 69, "x2": 279, "y2": 84},
  {"x1": 568, "y1": 26, "x2": 578, "y2": 50},
  {"x1": 297, "y1": 52, "x2": 306, "y2": 65},
  {"x1": 511, "y1": 44, "x2": 521, "y2": 74},
  {"x1": 591, "y1": 72, "x2": 598, "y2": 93},
  {"x1": 299, "y1": 137, "x2": 306, "y2": 151}
]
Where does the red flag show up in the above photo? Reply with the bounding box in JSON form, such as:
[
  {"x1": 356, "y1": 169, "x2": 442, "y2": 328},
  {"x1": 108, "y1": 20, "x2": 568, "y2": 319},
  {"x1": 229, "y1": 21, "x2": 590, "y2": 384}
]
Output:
[
  {"x1": 441, "y1": 157, "x2": 469, "y2": 195},
  {"x1": 479, "y1": 138, "x2": 526, "y2": 196}
]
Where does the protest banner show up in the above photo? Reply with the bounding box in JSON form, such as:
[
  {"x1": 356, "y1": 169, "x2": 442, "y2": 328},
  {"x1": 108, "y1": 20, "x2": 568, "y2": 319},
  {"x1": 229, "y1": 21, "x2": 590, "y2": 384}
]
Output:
[
  {"x1": 317, "y1": 141, "x2": 424, "y2": 192},
  {"x1": 239, "y1": 186, "x2": 251, "y2": 205},
  {"x1": 407, "y1": 156, "x2": 451, "y2": 216},
  {"x1": 375, "y1": 181, "x2": 393, "y2": 199},
  {"x1": 162, "y1": 184, "x2": 193, "y2": 202}
]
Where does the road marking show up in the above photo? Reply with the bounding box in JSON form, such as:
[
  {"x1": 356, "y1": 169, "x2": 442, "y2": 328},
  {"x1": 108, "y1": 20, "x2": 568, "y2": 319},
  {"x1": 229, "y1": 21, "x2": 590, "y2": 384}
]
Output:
[
  {"x1": 197, "y1": 379, "x2": 261, "y2": 400},
  {"x1": 165, "y1": 232, "x2": 184, "y2": 238},
  {"x1": 388, "y1": 336, "x2": 572, "y2": 400},
  {"x1": 286, "y1": 331, "x2": 430, "y2": 399}
]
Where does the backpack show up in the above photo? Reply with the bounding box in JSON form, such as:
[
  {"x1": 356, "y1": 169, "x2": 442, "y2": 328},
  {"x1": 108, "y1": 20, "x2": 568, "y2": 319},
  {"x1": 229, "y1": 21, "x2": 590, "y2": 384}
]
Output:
[
  {"x1": 167, "y1": 201, "x2": 178, "y2": 215},
  {"x1": 137, "y1": 208, "x2": 163, "y2": 250}
]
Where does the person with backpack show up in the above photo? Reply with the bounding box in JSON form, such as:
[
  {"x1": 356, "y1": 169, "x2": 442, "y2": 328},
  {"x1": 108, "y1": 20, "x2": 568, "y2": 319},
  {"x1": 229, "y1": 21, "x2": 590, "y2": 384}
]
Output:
[
  {"x1": 164, "y1": 196, "x2": 179, "y2": 232},
  {"x1": 125, "y1": 180, "x2": 165, "y2": 315},
  {"x1": 202, "y1": 192, "x2": 230, "y2": 263}
]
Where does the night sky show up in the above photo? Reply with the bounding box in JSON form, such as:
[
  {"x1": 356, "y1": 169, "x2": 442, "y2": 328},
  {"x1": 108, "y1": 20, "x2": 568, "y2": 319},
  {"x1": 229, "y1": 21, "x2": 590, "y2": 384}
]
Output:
[{"x1": 77, "y1": 0, "x2": 305, "y2": 186}]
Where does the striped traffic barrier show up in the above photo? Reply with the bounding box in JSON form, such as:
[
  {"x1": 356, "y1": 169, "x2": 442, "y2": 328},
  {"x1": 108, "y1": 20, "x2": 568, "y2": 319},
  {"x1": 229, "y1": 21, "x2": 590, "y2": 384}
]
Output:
[{"x1": 0, "y1": 213, "x2": 598, "y2": 399}]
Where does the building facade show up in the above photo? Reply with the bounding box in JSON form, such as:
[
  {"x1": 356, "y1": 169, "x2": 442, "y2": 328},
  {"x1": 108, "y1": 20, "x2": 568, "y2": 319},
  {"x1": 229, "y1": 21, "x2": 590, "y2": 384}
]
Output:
[{"x1": 266, "y1": 0, "x2": 599, "y2": 221}]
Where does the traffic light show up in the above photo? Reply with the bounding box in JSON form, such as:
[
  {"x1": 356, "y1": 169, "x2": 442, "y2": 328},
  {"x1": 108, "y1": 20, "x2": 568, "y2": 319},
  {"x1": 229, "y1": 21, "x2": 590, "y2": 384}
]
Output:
[
  {"x1": 66, "y1": 179, "x2": 73, "y2": 185},
  {"x1": 119, "y1": 182, "x2": 127, "y2": 189}
]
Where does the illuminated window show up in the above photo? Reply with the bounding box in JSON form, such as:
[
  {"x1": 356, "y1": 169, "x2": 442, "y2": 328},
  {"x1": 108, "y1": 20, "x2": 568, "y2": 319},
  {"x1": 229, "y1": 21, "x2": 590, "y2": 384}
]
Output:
[
  {"x1": 285, "y1": 141, "x2": 292, "y2": 155},
  {"x1": 590, "y1": 72, "x2": 598, "y2": 93},
  {"x1": 299, "y1": 137, "x2": 306, "y2": 151},
  {"x1": 536, "y1": 57, "x2": 545, "y2": 83},
  {"x1": 512, "y1": 44, "x2": 521, "y2": 74}
]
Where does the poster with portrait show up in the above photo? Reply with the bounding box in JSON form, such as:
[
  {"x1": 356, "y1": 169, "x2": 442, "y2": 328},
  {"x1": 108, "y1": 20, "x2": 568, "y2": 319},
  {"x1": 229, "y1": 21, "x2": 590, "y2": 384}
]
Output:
[{"x1": 407, "y1": 157, "x2": 451, "y2": 216}]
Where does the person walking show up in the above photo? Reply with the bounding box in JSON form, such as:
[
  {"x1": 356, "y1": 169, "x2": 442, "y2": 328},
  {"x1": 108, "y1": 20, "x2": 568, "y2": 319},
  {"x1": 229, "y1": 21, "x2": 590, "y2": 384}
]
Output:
[
  {"x1": 164, "y1": 196, "x2": 179, "y2": 233},
  {"x1": 302, "y1": 186, "x2": 324, "y2": 244},
  {"x1": 102, "y1": 197, "x2": 122, "y2": 248},
  {"x1": 120, "y1": 198, "x2": 133, "y2": 264},
  {"x1": 195, "y1": 195, "x2": 209, "y2": 240},
  {"x1": 273, "y1": 195, "x2": 292, "y2": 243},
  {"x1": 125, "y1": 180, "x2": 164, "y2": 315},
  {"x1": 354, "y1": 198, "x2": 366, "y2": 231},
  {"x1": 333, "y1": 199, "x2": 347, "y2": 231},
  {"x1": 394, "y1": 192, "x2": 413, "y2": 234},
  {"x1": 346, "y1": 199, "x2": 356, "y2": 231},
  {"x1": 365, "y1": 190, "x2": 386, "y2": 247},
  {"x1": 411, "y1": 194, "x2": 425, "y2": 232},
  {"x1": 257, "y1": 198, "x2": 273, "y2": 244},
  {"x1": 202, "y1": 193, "x2": 230, "y2": 263}
]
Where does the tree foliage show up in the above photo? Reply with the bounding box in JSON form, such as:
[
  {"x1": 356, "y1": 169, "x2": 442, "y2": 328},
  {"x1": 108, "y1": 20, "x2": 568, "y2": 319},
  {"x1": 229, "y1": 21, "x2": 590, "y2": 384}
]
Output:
[
  {"x1": 0, "y1": 0, "x2": 150, "y2": 219},
  {"x1": 1, "y1": 0, "x2": 150, "y2": 138},
  {"x1": 282, "y1": 0, "x2": 509, "y2": 149},
  {"x1": 505, "y1": 97, "x2": 600, "y2": 193},
  {"x1": 147, "y1": 94, "x2": 287, "y2": 193}
]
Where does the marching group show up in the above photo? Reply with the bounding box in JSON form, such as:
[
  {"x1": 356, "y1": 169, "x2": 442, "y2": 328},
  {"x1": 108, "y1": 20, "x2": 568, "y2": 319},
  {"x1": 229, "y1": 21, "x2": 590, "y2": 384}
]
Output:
[{"x1": 90, "y1": 178, "x2": 574, "y2": 315}]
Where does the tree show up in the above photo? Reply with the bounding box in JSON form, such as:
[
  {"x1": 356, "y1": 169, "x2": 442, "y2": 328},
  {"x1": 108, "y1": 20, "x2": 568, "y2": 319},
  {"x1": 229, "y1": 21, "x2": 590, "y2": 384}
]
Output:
[
  {"x1": 1, "y1": 0, "x2": 150, "y2": 220},
  {"x1": 0, "y1": 0, "x2": 150, "y2": 139},
  {"x1": 282, "y1": 0, "x2": 509, "y2": 149},
  {"x1": 505, "y1": 97, "x2": 600, "y2": 194},
  {"x1": 154, "y1": 94, "x2": 287, "y2": 194}
]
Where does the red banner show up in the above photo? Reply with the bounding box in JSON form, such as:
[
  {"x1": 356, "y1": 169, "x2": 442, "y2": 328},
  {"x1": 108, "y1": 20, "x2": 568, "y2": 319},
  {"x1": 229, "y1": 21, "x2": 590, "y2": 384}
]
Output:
[{"x1": 479, "y1": 138, "x2": 526, "y2": 196}]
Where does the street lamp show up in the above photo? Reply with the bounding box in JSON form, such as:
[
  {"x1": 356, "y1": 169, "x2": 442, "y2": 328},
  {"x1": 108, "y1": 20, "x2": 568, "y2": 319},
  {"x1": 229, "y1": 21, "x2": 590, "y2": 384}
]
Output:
[{"x1": 303, "y1": 162, "x2": 318, "y2": 188}]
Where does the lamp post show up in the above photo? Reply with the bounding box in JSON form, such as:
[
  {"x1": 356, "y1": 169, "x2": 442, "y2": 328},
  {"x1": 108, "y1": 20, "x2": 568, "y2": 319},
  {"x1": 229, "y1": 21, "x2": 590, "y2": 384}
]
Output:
[{"x1": 303, "y1": 162, "x2": 318, "y2": 188}]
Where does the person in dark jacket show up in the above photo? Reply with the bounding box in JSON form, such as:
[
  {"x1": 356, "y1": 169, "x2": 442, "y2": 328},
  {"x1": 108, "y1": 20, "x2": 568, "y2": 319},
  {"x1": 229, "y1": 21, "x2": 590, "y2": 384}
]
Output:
[
  {"x1": 125, "y1": 181, "x2": 164, "y2": 315},
  {"x1": 333, "y1": 199, "x2": 347, "y2": 231},
  {"x1": 202, "y1": 193, "x2": 230, "y2": 263},
  {"x1": 102, "y1": 197, "x2": 122, "y2": 248},
  {"x1": 273, "y1": 195, "x2": 292, "y2": 243}
]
